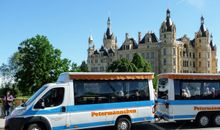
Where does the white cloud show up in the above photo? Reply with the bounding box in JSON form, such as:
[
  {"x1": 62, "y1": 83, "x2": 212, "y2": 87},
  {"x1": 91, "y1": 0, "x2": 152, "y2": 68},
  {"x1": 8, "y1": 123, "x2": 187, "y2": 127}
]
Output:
[{"x1": 177, "y1": 0, "x2": 205, "y2": 10}]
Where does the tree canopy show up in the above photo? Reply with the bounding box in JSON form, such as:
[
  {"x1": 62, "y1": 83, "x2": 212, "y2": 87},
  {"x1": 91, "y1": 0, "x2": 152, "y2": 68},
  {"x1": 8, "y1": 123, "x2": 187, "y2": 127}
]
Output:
[
  {"x1": 108, "y1": 53, "x2": 152, "y2": 72},
  {"x1": 15, "y1": 35, "x2": 71, "y2": 95}
]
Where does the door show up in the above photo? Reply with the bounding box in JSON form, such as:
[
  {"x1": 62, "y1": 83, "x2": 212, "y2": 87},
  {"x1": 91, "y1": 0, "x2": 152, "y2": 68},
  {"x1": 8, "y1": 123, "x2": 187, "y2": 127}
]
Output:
[{"x1": 34, "y1": 87, "x2": 68, "y2": 129}]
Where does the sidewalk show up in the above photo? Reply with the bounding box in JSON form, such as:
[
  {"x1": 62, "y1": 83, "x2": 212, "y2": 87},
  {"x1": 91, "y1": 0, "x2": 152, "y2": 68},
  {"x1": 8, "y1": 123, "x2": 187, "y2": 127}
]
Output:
[{"x1": 0, "y1": 118, "x2": 4, "y2": 130}]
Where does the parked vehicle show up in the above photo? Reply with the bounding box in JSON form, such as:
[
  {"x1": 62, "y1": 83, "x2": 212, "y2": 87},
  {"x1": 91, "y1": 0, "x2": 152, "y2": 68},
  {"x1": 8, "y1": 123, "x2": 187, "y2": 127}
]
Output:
[
  {"x1": 156, "y1": 73, "x2": 220, "y2": 127},
  {"x1": 5, "y1": 72, "x2": 155, "y2": 130}
]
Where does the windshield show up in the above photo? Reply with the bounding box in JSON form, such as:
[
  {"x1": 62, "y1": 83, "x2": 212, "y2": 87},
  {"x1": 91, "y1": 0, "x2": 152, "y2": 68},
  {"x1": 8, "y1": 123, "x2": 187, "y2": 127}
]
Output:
[
  {"x1": 22, "y1": 85, "x2": 47, "y2": 107},
  {"x1": 158, "y1": 78, "x2": 168, "y2": 99}
]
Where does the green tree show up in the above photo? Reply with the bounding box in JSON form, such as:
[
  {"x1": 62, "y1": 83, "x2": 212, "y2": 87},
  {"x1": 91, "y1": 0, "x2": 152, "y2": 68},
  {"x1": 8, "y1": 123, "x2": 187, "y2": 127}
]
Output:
[
  {"x1": 131, "y1": 53, "x2": 152, "y2": 72},
  {"x1": 80, "y1": 61, "x2": 88, "y2": 72},
  {"x1": 15, "y1": 35, "x2": 71, "y2": 95},
  {"x1": 108, "y1": 58, "x2": 137, "y2": 72},
  {"x1": 70, "y1": 62, "x2": 81, "y2": 72},
  {"x1": 153, "y1": 74, "x2": 158, "y2": 90}
]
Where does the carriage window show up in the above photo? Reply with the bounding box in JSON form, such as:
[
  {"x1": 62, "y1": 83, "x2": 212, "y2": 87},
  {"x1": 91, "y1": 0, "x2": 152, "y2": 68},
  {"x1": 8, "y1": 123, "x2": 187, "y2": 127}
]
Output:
[
  {"x1": 181, "y1": 81, "x2": 202, "y2": 99},
  {"x1": 175, "y1": 80, "x2": 220, "y2": 100},
  {"x1": 203, "y1": 81, "x2": 220, "y2": 99},
  {"x1": 74, "y1": 80, "x2": 150, "y2": 105},
  {"x1": 158, "y1": 78, "x2": 168, "y2": 99}
]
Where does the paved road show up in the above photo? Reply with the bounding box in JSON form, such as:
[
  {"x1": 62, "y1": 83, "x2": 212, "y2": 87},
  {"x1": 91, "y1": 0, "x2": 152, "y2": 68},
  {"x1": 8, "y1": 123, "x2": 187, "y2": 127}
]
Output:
[
  {"x1": 84, "y1": 122, "x2": 220, "y2": 130},
  {"x1": 0, "y1": 119, "x2": 219, "y2": 130}
]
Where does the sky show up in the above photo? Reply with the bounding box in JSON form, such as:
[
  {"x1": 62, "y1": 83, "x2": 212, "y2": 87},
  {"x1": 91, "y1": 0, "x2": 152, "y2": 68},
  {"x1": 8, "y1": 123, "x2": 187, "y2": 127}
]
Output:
[{"x1": 0, "y1": 0, "x2": 220, "y2": 70}]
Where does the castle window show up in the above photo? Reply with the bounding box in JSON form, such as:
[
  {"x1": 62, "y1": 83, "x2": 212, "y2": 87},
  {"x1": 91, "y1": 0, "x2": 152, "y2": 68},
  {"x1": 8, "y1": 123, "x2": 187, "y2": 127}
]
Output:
[
  {"x1": 126, "y1": 45, "x2": 129, "y2": 50},
  {"x1": 193, "y1": 53, "x2": 195, "y2": 59},
  {"x1": 147, "y1": 52, "x2": 150, "y2": 58},
  {"x1": 163, "y1": 48, "x2": 167, "y2": 55},
  {"x1": 173, "y1": 58, "x2": 176, "y2": 65},
  {"x1": 189, "y1": 52, "x2": 192, "y2": 58},
  {"x1": 193, "y1": 62, "x2": 195, "y2": 67},
  {"x1": 199, "y1": 39, "x2": 201, "y2": 43},
  {"x1": 183, "y1": 51, "x2": 186, "y2": 57},
  {"x1": 151, "y1": 52, "x2": 154, "y2": 58},
  {"x1": 199, "y1": 52, "x2": 201, "y2": 58},
  {"x1": 163, "y1": 59, "x2": 167, "y2": 65},
  {"x1": 173, "y1": 48, "x2": 176, "y2": 55},
  {"x1": 199, "y1": 61, "x2": 201, "y2": 67}
]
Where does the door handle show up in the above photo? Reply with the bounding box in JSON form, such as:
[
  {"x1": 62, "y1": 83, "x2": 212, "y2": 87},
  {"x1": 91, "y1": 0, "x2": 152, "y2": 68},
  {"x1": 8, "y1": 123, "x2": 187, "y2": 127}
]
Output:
[{"x1": 61, "y1": 106, "x2": 66, "y2": 112}]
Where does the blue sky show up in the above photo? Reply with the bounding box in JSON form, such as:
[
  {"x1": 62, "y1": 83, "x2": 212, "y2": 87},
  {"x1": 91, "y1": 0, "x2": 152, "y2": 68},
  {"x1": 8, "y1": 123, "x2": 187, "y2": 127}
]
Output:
[{"x1": 0, "y1": 0, "x2": 220, "y2": 70}]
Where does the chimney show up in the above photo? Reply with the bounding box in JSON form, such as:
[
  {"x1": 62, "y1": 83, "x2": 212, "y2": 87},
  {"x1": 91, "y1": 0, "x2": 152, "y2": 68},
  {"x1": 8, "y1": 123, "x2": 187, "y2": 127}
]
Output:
[
  {"x1": 125, "y1": 33, "x2": 129, "y2": 40},
  {"x1": 138, "y1": 32, "x2": 142, "y2": 43}
]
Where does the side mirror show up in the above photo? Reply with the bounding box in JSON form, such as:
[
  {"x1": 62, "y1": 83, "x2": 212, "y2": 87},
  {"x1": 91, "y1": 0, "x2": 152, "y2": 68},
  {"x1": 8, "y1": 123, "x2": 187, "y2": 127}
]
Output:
[{"x1": 34, "y1": 99, "x2": 45, "y2": 109}]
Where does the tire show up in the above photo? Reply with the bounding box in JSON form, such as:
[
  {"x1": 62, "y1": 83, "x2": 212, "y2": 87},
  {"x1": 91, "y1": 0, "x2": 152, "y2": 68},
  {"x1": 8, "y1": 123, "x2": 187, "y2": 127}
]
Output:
[
  {"x1": 213, "y1": 113, "x2": 220, "y2": 126},
  {"x1": 115, "y1": 117, "x2": 131, "y2": 130},
  {"x1": 196, "y1": 113, "x2": 210, "y2": 127},
  {"x1": 27, "y1": 123, "x2": 44, "y2": 130}
]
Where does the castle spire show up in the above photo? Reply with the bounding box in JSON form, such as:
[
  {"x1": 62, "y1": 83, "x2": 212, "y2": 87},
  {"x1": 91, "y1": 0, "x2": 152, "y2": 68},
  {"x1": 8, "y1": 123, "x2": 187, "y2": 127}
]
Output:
[
  {"x1": 105, "y1": 17, "x2": 112, "y2": 39},
  {"x1": 201, "y1": 16, "x2": 205, "y2": 25},
  {"x1": 166, "y1": 8, "x2": 171, "y2": 18},
  {"x1": 107, "y1": 17, "x2": 111, "y2": 28}
]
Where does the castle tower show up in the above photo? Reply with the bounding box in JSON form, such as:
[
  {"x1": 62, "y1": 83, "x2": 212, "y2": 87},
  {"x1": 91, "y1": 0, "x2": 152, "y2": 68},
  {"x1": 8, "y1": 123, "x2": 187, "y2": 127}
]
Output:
[
  {"x1": 103, "y1": 17, "x2": 118, "y2": 50},
  {"x1": 160, "y1": 9, "x2": 176, "y2": 43},
  {"x1": 88, "y1": 35, "x2": 95, "y2": 56},
  {"x1": 195, "y1": 16, "x2": 211, "y2": 73},
  {"x1": 159, "y1": 9, "x2": 177, "y2": 73}
]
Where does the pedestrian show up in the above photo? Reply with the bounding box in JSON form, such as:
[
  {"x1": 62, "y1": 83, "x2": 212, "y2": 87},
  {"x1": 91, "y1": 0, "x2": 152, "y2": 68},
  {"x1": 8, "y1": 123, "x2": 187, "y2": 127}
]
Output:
[{"x1": 3, "y1": 91, "x2": 14, "y2": 117}]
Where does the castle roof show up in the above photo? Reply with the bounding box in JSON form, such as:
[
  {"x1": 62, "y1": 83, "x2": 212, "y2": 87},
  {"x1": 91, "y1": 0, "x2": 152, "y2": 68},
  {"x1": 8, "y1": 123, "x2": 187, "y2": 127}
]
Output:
[
  {"x1": 105, "y1": 17, "x2": 113, "y2": 39},
  {"x1": 139, "y1": 32, "x2": 158, "y2": 44},
  {"x1": 199, "y1": 16, "x2": 208, "y2": 37}
]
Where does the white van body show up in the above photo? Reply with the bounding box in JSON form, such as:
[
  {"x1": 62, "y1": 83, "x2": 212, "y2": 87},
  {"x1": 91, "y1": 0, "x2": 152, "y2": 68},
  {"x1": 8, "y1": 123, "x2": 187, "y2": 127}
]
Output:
[
  {"x1": 6, "y1": 72, "x2": 155, "y2": 130},
  {"x1": 156, "y1": 73, "x2": 220, "y2": 127}
]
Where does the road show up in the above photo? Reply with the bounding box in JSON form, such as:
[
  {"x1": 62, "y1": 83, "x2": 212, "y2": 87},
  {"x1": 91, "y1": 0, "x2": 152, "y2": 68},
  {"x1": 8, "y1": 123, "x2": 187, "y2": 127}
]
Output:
[{"x1": 84, "y1": 121, "x2": 220, "y2": 130}]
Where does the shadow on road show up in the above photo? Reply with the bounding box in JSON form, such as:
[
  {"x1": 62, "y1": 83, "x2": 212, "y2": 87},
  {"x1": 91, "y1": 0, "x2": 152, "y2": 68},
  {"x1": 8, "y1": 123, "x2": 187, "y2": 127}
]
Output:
[{"x1": 82, "y1": 121, "x2": 220, "y2": 130}]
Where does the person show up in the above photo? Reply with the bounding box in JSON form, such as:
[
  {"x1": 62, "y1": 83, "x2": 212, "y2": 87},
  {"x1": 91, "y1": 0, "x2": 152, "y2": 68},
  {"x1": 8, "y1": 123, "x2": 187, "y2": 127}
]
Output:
[
  {"x1": 3, "y1": 91, "x2": 14, "y2": 116},
  {"x1": 211, "y1": 87, "x2": 216, "y2": 98},
  {"x1": 186, "y1": 87, "x2": 191, "y2": 97},
  {"x1": 204, "y1": 87, "x2": 211, "y2": 96},
  {"x1": 181, "y1": 89, "x2": 189, "y2": 99}
]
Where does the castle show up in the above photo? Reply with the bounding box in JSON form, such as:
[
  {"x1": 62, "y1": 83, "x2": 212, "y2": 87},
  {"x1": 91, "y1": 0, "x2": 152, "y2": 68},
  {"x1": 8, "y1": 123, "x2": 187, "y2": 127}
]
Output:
[{"x1": 87, "y1": 9, "x2": 218, "y2": 74}]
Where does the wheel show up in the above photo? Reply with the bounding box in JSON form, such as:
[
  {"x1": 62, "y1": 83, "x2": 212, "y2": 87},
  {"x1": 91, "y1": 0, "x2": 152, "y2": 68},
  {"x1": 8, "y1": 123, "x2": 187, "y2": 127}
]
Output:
[
  {"x1": 27, "y1": 123, "x2": 43, "y2": 130},
  {"x1": 196, "y1": 113, "x2": 210, "y2": 127},
  {"x1": 115, "y1": 117, "x2": 131, "y2": 130},
  {"x1": 213, "y1": 113, "x2": 220, "y2": 126}
]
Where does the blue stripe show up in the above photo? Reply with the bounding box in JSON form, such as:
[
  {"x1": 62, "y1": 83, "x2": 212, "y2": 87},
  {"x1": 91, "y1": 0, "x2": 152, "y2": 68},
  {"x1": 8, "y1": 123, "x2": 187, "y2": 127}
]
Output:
[
  {"x1": 168, "y1": 100, "x2": 220, "y2": 105},
  {"x1": 24, "y1": 100, "x2": 154, "y2": 115},
  {"x1": 52, "y1": 116, "x2": 154, "y2": 130},
  {"x1": 157, "y1": 99, "x2": 220, "y2": 105},
  {"x1": 52, "y1": 121, "x2": 114, "y2": 130}
]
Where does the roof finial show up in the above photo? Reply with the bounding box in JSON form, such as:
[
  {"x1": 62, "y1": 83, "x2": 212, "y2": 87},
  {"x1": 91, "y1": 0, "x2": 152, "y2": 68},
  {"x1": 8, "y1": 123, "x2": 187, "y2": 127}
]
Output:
[
  {"x1": 88, "y1": 35, "x2": 93, "y2": 45},
  {"x1": 107, "y1": 17, "x2": 111, "y2": 28},
  {"x1": 201, "y1": 16, "x2": 204, "y2": 25},
  {"x1": 166, "y1": 8, "x2": 170, "y2": 18}
]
